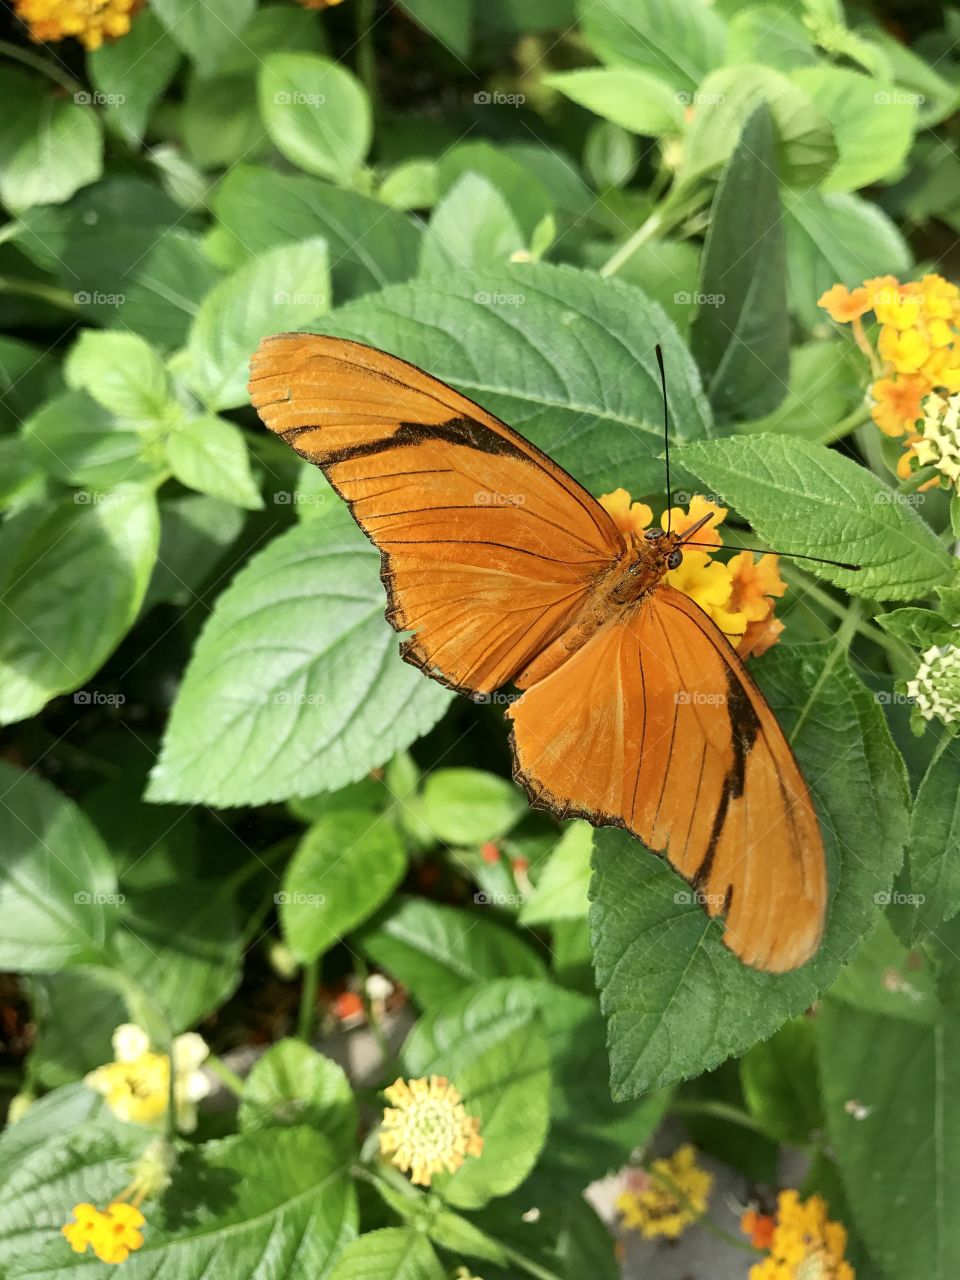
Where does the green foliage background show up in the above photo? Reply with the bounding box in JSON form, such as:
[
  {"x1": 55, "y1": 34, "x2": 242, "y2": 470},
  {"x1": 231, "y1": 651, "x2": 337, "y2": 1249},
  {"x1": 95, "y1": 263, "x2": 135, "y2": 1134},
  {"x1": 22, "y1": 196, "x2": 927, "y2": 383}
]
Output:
[{"x1": 1, "y1": 0, "x2": 959, "y2": 1277}]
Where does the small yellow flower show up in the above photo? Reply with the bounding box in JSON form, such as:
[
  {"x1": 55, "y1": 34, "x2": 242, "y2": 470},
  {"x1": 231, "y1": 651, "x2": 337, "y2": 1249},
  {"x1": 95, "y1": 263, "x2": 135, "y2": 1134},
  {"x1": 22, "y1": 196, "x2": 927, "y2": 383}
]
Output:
[
  {"x1": 869, "y1": 376, "x2": 926, "y2": 437},
  {"x1": 878, "y1": 325, "x2": 931, "y2": 374},
  {"x1": 62, "y1": 1201, "x2": 145, "y2": 1265},
  {"x1": 379, "y1": 1075, "x2": 483, "y2": 1187},
  {"x1": 599, "y1": 486, "x2": 653, "y2": 539},
  {"x1": 661, "y1": 494, "x2": 727, "y2": 551},
  {"x1": 13, "y1": 0, "x2": 140, "y2": 49},
  {"x1": 817, "y1": 284, "x2": 871, "y2": 324},
  {"x1": 746, "y1": 1190, "x2": 854, "y2": 1280},
  {"x1": 616, "y1": 1145, "x2": 713, "y2": 1240},
  {"x1": 85, "y1": 1024, "x2": 210, "y2": 1132}
]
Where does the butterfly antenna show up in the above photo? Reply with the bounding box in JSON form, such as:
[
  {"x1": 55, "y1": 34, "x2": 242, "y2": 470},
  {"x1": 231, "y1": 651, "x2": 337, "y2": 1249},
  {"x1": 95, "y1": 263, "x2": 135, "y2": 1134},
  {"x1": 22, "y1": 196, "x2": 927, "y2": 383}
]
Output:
[
  {"x1": 655, "y1": 344, "x2": 672, "y2": 533},
  {"x1": 684, "y1": 541, "x2": 861, "y2": 571}
]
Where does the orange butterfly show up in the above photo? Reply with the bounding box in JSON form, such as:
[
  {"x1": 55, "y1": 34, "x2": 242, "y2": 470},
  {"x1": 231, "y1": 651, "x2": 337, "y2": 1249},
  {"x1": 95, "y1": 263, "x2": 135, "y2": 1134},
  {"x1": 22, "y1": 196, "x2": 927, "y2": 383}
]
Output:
[{"x1": 249, "y1": 334, "x2": 826, "y2": 972}]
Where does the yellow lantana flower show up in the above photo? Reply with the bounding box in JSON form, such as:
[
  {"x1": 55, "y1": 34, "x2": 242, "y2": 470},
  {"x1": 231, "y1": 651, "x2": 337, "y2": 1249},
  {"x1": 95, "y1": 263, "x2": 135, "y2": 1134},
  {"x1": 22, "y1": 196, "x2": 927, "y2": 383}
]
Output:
[
  {"x1": 84, "y1": 1024, "x2": 210, "y2": 1132},
  {"x1": 743, "y1": 1190, "x2": 854, "y2": 1280},
  {"x1": 379, "y1": 1075, "x2": 483, "y2": 1187},
  {"x1": 62, "y1": 1201, "x2": 144, "y2": 1265},
  {"x1": 600, "y1": 486, "x2": 654, "y2": 539},
  {"x1": 616, "y1": 1144, "x2": 713, "y2": 1239},
  {"x1": 13, "y1": 0, "x2": 140, "y2": 49},
  {"x1": 818, "y1": 283, "x2": 871, "y2": 324}
]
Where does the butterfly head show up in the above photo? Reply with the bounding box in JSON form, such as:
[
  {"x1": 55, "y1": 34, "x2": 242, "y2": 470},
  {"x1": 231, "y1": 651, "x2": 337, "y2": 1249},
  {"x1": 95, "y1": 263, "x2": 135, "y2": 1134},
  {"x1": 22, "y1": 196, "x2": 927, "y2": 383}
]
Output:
[{"x1": 642, "y1": 527, "x2": 684, "y2": 571}]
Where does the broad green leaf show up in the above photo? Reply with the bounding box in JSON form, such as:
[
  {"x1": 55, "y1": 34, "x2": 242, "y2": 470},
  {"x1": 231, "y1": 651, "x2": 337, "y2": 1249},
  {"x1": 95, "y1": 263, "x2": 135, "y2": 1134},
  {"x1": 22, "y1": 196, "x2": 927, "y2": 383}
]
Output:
[
  {"x1": 420, "y1": 174, "x2": 524, "y2": 275},
  {"x1": 0, "y1": 1084, "x2": 113, "y2": 1180},
  {"x1": 827, "y1": 916, "x2": 937, "y2": 1026},
  {"x1": 0, "y1": 439, "x2": 46, "y2": 513},
  {"x1": 28, "y1": 968, "x2": 126, "y2": 1087},
  {"x1": 23, "y1": 390, "x2": 159, "y2": 488},
  {"x1": 421, "y1": 769, "x2": 527, "y2": 844},
  {"x1": 875, "y1": 605, "x2": 957, "y2": 651},
  {"x1": 281, "y1": 810, "x2": 407, "y2": 961},
  {"x1": 359, "y1": 898, "x2": 547, "y2": 1007},
  {"x1": 739, "y1": 341, "x2": 864, "y2": 444},
  {"x1": 213, "y1": 166, "x2": 422, "y2": 300},
  {"x1": 678, "y1": 65, "x2": 837, "y2": 190},
  {"x1": 328, "y1": 1229, "x2": 445, "y2": 1280},
  {"x1": 784, "y1": 189, "x2": 911, "y2": 331},
  {"x1": 585, "y1": 237, "x2": 700, "y2": 329},
  {"x1": 398, "y1": 0, "x2": 471, "y2": 56},
  {"x1": 184, "y1": 238, "x2": 330, "y2": 410},
  {"x1": 65, "y1": 330, "x2": 171, "y2": 422},
  {"x1": 791, "y1": 66, "x2": 917, "y2": 193},
  {"x1": 0, "y1": 1127, "x2": 355, "y2": 1279},
  {"x1": 378, "y1": 159, "x2": 440, "y2": 210},
  {"x1": 0, "y1": 70, "x2": 102, "y2": 210},
  {"x1": 740, "y1": 1017, "x2": 822, "y2": 1145},
  {"x1": 0, "y1": 486, "x2": 159, "y2": 724},
  {"x1": 88, "y1": 10, "x2": 181, "y2": 143},
  {"x1": 691, "y1": 104, "x2": 789, "y2": 424},
  {"x1": 543, "y1": 68, "x2": 684, "y2": 135},
  {"x1": 112, "y1": 884, "x2": 242, "y2": 1031},
  {"x1": 0, "y1": 336, "x2": 61, "y2": 432},
  {"x1": 239, "y1": 1040, "x2": 357, "y2": 1155},
  {"x1": 323, "y1": 261, "x2": 714, "y2": 495},
  {"x1": 726, "y1": 5, "x2": 816, "y2": 70},
  {"x1": 591, "y1": 643, "x2": 908, "y2": 1096},
  {"x1": 437, "y1": 142, "x2": 556, "y2": 237},
  {"x1": 167, "y1": 416, "x2": 263, "y2": 509},
  {"x1": 674, "y1": 434, "x2": 954, "y2": 598},
  {"x1": 902, "y1": 739, "x2": 960, "y2": 940},
  {"x1": 403, "y1": 980, "x2": 551, "y2": 1207},
  {"x1": 0, "y1": 764, "x2": 117, "y2": 971},
  {"x1": 519, "y1": 822, "x2": 592, "y2": 925},
  {"x1": 147, "y1": 510, "x2": 451, "y2": 806},
  {"x1": 151, "y1": 0, "x2": 256, "y2": 75},
  {"x1": 818, "y1": 1001, "x2": 960, "y2": 1280},
  {"x1": 259, "y1": 54, "x2": 372, "y2": 184},
  {"x1": 583, "y1": 121, "x2": 638, "y2": 190},
  {"x1": 580, "y1": 0, "x2": 727, "y2": 94},
  {"x1": 182, "y1": 72, "x2": 266, "y2": 170},
  {"x1": 144, "y1": 494, "x2": 245, "y2": 611}
]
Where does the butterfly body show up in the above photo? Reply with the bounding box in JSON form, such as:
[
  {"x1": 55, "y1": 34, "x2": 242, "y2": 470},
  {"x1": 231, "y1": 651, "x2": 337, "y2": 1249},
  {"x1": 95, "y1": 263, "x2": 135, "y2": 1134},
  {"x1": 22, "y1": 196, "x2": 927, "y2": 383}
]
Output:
[{"x1": 250, "y1": 333, "x2": 827, "y2": 973}]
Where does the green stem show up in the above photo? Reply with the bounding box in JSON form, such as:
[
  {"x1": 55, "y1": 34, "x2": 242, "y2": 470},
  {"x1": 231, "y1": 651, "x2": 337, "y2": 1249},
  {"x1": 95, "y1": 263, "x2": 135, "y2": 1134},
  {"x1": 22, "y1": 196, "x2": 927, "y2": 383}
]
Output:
[
  {"x1": 297, "y1": 956, "x2": 320, "y2": 1043},
  {"x1": 898, "y1": 464, "x2": 939, "y2": 494},
  {"x1": 0, "y1": 276, "x2": 80, "y2": 311},
  {"x1": 356, "y1": 0, "x2": 377, "y2": 114},
  {"x1": 0, "y1": 39, "x2": 82, "y2": 93},
  {"x1": 830, "y1": 400, "x2": 872, "y2": 438},
  {"x1": 789, "y1": 598, "x2": 862, "y2": 745},
  {"x1": 224, "y1": 833, "x2": 298, "y2": 894},
  {"x1": 781, "y1": 565, "x2": 914, "y2": 665},
  {"x1": 0, "y1": 223, "x2": 21, "y2": 249},
  {"x1": 599, "y1": 211, "x2": 663, "y2": 276},
  {"x1": 206, "y1": 1054, "x2": 245, "y2": 1099},
  {"x1": 671, "y1": 1098, "x2": 768, "y2": 1136},
  {"x1": 497, "y1": 1244, "x2": 566, "y2": 1280}
]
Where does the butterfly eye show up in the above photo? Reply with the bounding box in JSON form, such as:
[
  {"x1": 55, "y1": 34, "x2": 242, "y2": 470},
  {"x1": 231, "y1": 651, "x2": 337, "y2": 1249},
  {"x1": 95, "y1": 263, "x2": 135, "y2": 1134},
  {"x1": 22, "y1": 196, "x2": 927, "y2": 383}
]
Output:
[
  {"x1": 644, "y1": 529, "x2": 664, "y2": 541},
  {"x1": 667, "y1": 549, "x2": 683, "y2": 570}
]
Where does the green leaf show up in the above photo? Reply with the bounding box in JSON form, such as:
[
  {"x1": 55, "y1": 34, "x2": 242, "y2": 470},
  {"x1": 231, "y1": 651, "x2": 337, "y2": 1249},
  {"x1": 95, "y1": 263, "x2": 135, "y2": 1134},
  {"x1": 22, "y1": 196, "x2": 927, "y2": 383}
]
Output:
[
  {"x1": 674, "y1": 434, "x2": 955, "y2": 599},
  {"x1": 583, "y1": 121, "x2": 638, "y2": 190},
  {"x1": 28, "y1": 968, "x2": 128, "y2": 1087},
  {"x1": 259, "y1": 54, "x2": 372, "y2": 184},
  {"x1": 420, "y1": 174, "x2": 524, "y2": 275},
  {"x1": 784, "y1": 189, "x2": 911, "y2": 331},
  {"x1": 0, "y1": 336, "x2": 61, "y2": 433},
  {"x1": 213, "y1": 165, "x2": 422, "y2": 300},
  {"x1": 0, "y1": 764, "x2": 117, "y2": 971},
  {"x1": 378, "y1": 159, "x2": 440, "y2": 210},
  {"x1": 239, "y1": 1040, "x2": 357, "y2": 1155},
  {"x1": 144, "y1": 494, "x2": 245, "y2": 611},
  {"x1": 677, "y1": 65, "x2": 837, "y2": 190},
  {"x1": 184, "y1": 238, "x2": 330, "y2": 410},
  {"x1": 0, "y1": 1127, "x2": 355, "y2": 1279},
  {"x1": 421, "y1": 769, "x2": 527, "y2": 844},
  {"x1": 827, "y1": 915, "x2": 937, "y2": 1026},
  {"x1": 818, "y1": 1001, "x2": 960, "y2": 1280},
  {"x1": 328, "y1": 1229, "x2": 446, "y2": 1280},
  {"x1": 167, "y1": 416, "x2": 263, "y2": 510},
  {"x1": 147, "y1": 511, "x2": 451, "y2": 806},
  {"x1": 580, "y1": 0, "x2": 726, "y2": 94},
  {"x1": 790, "y1": 66, "x2": 917, "y2": 193},
  {"x1": 739, "y1": 340, "x2": 864, "y2": 444},
  {"x1": 403, "y1": 980, "x2": 551, "y2": 1207},
  {"x1": 543, "y1": 68, "x2": 684, "y2": 135},
  {"x1": 359, "y1": 898, "x2": 547, "y2": 1007},
  {"x1": 519, "y1": 822, "x2": 592, "y2": 925},
  {"x1": 151, "y1": 0, "x2": 256, "y2": 75},
  {"x1": 87, "y1": 10, "x2": 181, "y2": 143},
  {"x1": 65, "y1": 330, "x2": 171, "y2": 422},
  {"x1": 875, "y1": 606, "x2": 957, "y2": 651},
  {"x1": 901, "y1": 740, "x2": 960, "y2": 941},
  {"x1": 726, "y1": 5, "x2": 816, "y2": 71},
  {"x1": 740, "y1": 1017, "x2": 822, "y2": 1144},
  {"x1": 281, "y1": 810, "x2": 407, "y2": 962},
  {"x1": 0, "y1": 487, "x2": 159, "y2": 724},
  {"x1": 323, "y1": 261, "x2": 714, "y2": 496},
  {"x1": 23, "y1": 390, "x2": 159, "y2": 488},
  {"x1": 437, "y1": 142, "x2": 556, "y2": 238},
  {"x1": 398, "y1": 0, "x2": 472, "y2": 57},
  {"x1": 0, "y1": 70, "x2": 102, "y2": 210},
  {"x1": 691, "y1": 103, "x2": 789, "y2": 424},
  {"x1": 590, "y1": 642, "x2": 908, "y2": 1096}
]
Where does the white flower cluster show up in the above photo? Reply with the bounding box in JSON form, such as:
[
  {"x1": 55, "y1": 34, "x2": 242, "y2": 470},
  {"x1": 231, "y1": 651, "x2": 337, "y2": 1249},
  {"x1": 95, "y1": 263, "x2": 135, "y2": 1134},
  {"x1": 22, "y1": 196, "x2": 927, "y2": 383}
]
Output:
[
  {"x1": 906, "y1": 644, "x2": 960, "y2": 726},
  {"x1": 915, "y1": 392, "x2": 960, "y2": 487}
]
